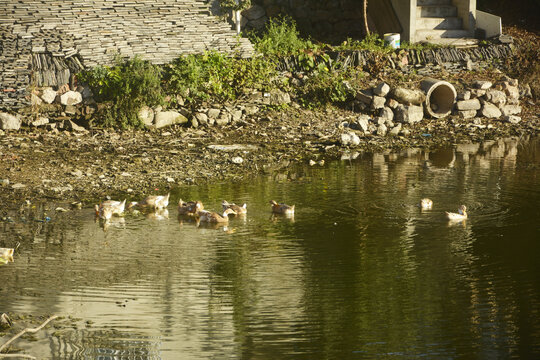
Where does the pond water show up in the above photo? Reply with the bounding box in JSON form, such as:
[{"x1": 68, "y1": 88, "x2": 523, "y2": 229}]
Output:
[{"x1": 1, "y1": 137, "x2": 539, "y2": 359}]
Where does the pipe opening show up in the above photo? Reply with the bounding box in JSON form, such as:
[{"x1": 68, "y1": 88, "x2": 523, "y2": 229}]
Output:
[{"x1": 421, "y1": 79, "x2": 457, "y2": 118}]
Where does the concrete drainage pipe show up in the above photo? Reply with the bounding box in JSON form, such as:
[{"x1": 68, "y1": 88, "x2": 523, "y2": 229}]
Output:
[{"x1": 421, "y1": 78, "x2": 457, "y2": 118}]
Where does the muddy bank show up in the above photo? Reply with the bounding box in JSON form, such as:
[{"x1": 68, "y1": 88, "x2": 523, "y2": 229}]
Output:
[{"x1": 1, "y1": 100, "x2": 539, "y2": 209}]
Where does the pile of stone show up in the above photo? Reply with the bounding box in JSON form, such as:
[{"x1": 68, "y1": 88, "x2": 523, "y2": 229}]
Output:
[{"x1": 339, "y1": 77, "x2": 523, "y2": 145}]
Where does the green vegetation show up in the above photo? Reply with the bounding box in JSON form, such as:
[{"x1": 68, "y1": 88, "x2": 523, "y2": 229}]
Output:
[
  {"x1": 79, "y1": 56, "x2": 163, "y2": 129},
  {"x1": 77, "y1": 18, "x2": 456, "y2": 128}
]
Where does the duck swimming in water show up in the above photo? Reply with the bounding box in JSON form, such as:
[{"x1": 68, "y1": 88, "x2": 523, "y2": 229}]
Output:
[
  {"x1": 222, "y1": 200, "x2": 247, "y2": 215},
  {"x1": 95, "y1": 199, "x2": 126, "y2": 220},
  {"x1": 270, "y1": 200, "x2": 295, "y2": 215},
  {"x1": 128, "y1": 193, "x2": 170, "y2": 210},
  {"x1": 420, "y1": 198, "x2": 433, "y2": 209},
  {"x1": 446, "y1": 205, "x2": 468, "y2": 221},
  {"x1": 178, "y1": 199, "x2": 204, "y2": 216},
  {"x1": 197, "y1": 208, "x2": 237, "y2": 223}
]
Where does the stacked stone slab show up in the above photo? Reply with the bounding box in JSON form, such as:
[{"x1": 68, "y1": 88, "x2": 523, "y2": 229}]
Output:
[{"x1": 0, "y1": 0, "x2": 254, "y2": 109}]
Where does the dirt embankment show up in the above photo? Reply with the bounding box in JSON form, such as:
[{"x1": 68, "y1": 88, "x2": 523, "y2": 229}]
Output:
[{"x1": 1, "y1": 95, "x2": 539, "y2": 209}]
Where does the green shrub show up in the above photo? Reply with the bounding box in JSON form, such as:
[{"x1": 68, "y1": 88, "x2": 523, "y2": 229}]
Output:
[
  {"x1": 79, "y1": 56, "x2": 163, "y2": 129},
  {"x1": 248, "y1": 16, "x2": 317, "y2": 57},
  {"x1": 164, "y1": 51, "x2": 279, "y2": 105},
  {"x1": 296, "y1": 69, "x2": 356, "y2": 109}
]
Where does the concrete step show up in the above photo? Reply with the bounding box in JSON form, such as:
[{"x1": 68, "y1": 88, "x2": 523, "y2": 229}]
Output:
[
  {"x1": 416, "y1": 16, "x2": 462, "y2": 30},
  {"x1": 416, "y1": 29, "x2": 470, "y2": 41},
  {"x1": 417, "y1": 5, "x2": 457, "y2": 18},
  {"x1": 417, "y1": 0, "x2": 451, "y2": 5}
]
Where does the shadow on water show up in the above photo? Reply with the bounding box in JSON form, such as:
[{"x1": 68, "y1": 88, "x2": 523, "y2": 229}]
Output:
[{"x1": 1, "y1": 136, "x2": 539, "y2": 359}]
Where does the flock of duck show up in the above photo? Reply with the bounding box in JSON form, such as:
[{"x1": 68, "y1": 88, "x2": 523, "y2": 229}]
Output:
[
  {"x1": 94, "y1": 194, "x2": 466, "y2": 225},
  {"x1": 94, "y1": 195, "x2": 296, "y2": 224}
]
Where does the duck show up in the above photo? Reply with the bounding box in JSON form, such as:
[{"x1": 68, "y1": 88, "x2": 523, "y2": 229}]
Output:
[
  {"x1": 222, "y1": 200, "x2": 247, "y2": 215},
  {"x1": 178, "y1": 199, "x2": 204, "y2": 216},
  {"x1": 420, "y1": 198, "x2": 433, "y2": 209},
  {"x1": 270, "y1": 200, "x2": 295, "y2": 215},
  {"x1": 128, "y1": 193, "x2": 170, "y2": 210},
  {"x1": 446, "y1": 205, "x2": 468, "y2": 221},
  {"x1": 197, "y1": 208, "x2": 237, "y2": 223},
  {"x1": 95, "y1": 199, "x2": 126, "y2": 220}
]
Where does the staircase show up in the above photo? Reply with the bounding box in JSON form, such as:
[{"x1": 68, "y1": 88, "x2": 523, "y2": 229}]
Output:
[{"x1": 415, "y1": 0, "x2": 470, "y2": 43}]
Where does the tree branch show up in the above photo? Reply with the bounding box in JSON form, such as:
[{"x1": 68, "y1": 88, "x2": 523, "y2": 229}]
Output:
[{"x1": 0, "y1": 315, "x2": 58, "y2": 355}]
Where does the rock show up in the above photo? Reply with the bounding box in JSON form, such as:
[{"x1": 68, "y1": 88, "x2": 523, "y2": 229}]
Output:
[
  {"x1": 373, "y1": 82, "x2": 390, "y2": 97},
  {"x1": 41, "y1": 87, "x2": 57, "y2": 104},
  {"x1": 340, "y1": 132, "x2": 360, "y2": 146},
  {"x1": 500, "y1": 105, "x2": 522, "y2": 116},
  {"x1": 480, "y1": 102, "x2": 502, "y2": 118},
  {"x1": 59, "y1": 91, "x2": 82, "y2": 106},
  {"x1": 474, "y1": 80, "x2": 492, "y2": 90},
  {"x1": 356, "y1": 89, "x2": 373, "y2": 105},
  {"x1": 31, "y1": 93, "x2": 42, "y2": 106},
  {"x1": 31, "y1": 117, "x2": 49, "y2": 127},
  {"x1": 519, "y1": 84, "x2": 532, "y2": 98},
  {"x1": 389, "y1": 123, "x2": 402, "y2": 136},
  {"x1": 208, "y1": 144, "x2": 258, "y2": 152},
  {"x1": 64, "y1": 105, "x2": 77, "y2": 115},
  {"x1": 207, "y1": 108, "x2": 221, "y2": 119},
  {"x1": 0, "y1": 179, "x2": 9, "y2": 187},
  {"x1": 356, "y1": 115, "x2": 370, "y2": 133},
  {"x1": 244, "y1": 105, "x2": 259, "y2": 115},
  {"x1": 484, "y1": 89, "x2": 506, "y2": 106},
  {"x1": 379, "y1": 107, "x2": 394, "y2": 122},
  {"x1": 231, "y1": 156, "x2": 244, "y2": 164},
  {"x1": 456, "y1": 99, "x2": 481, "y2": 111},
  {"x1": 0, "y1": 112, "x2": 21, "y2": 130},
  {"x1": 470, "y1": 89, "x2": 486, "y2": 98},
  {"x1": 71, "y1": 169, "x2": 83, "y2": 177},
  {"x1": 504, "y1": 115, "x2": 521, "y2": 124},
  {"x1": 458, "y1": 110, "x2": 477, "y2": 119},
  {"x1": 386, "y1": 98, "x2": 399, "y2": 109},
  {"x1": 371, "y1": 96, "x2": 386, "y2": 110},
  {"x1": 138, "y1": 106, "x2": 154, "y2": 127},
  {"x1": 391, "y1": 87, "x2": 425, "y2": 105},
  {"x1": 231, "y1": 109, "x2": 243, "y2": 122},
  {"x1": 154, "y1": 111, "x2": 188, "y2": 128},
  {"x1": 395, "y1": 104, "x2": 424, "y2": 124},
  {"x1": 458, "y1": 91, "x2": 471, "y2": 101},
  {"x1": 216, "y1": 113, "x2": 231, "y2": 126},
  {"x1": 190, "y1": 116, "x2": 199, "y2": 128},
  {"x1": 269, "y1": 89, "x2": 291, "y2": 105},
  {"x1": 12, "y1": 183, "x2": 26, "y2": 189},
  {"x1": 376, "y1": 123, "x2": 388, "y2": 136},
  {"x1": 62, "y1": 120, "x2": 87, "y2": 132},
  {"x1": 504, "y1": 86, "x2": 520, "y2": 101},
  {"x1": 194, "y1": 112, "x2": 208, "y2": 125}
]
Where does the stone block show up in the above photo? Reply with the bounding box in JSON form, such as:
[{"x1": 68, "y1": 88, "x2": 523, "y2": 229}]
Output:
[
  {"x1": 0, "y1": 112, "x2": 21, "y2": 130},
  {"x1": 356, "y1": 89, "x2": 373, "y2": 104},
  {"x1": 480, "y1": 102, "x2": 502, "y2": 118},
  {"x1": 60, "y1": 91, "x2": 82, "y2": 106},
  {"x1": 379, "y1": 107, "x2": 394, "y2": 122},
  {"x1": 371, "y1": 96, "x2": 386, "y2": 110},
  {"x1": 456, "y1": 99, "x2": 481, "y2": 111},
  {"x1": 154, "y1": 111, "x2": 188, "y2": 128},
  {"x1": 373, "y1": 82, "x2": 390, "y2": 97},
  {"x1": 41, "y1": 87, "x2": 57, "y2": 104},
  {"x1": 395, "y1": 104, "x2": 424, "y2": 124}
]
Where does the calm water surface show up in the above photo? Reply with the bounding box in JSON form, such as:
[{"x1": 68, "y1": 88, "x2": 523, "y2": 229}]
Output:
[{"x1": 1, "y1": 137, "x2": 539, "y2": 359}]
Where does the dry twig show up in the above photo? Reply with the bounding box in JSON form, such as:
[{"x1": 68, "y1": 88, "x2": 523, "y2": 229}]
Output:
[{"x1": 0, "y1": 315, "x2": 58, "y2": 359}]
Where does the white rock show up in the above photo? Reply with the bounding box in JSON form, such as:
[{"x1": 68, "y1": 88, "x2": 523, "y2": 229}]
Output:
[
  {"x1": 373, "y1": 82, "x2": 390, "y2": 97},
  {"x1": 395, "y1": 104, "x2": 424, "y2": 124},
  {"x1": 480, "y1": 102, "x2": 502, "y2": 118},
  {"x1": 389, "y1": 123, "x2": 402, "y2": 136},
  {"x1": 138, "y1": 106, "x2": 154, "y2": 127},
  {"x1": 500, "y1": 105, "x2": 522, "y2": 116},
  {"x1": 504, "y1": 115, "x2": 521, "y2": 124},
  {"x1": 376, "y1": 123, "x2": 388, "y2": 136},
  {"x1": 356, "y1": 115, "x2": 370, "y2": 133},
  {"x1": 59, "y1": 91, "x2": 82, "y2": 106},
  {"x1": 458, "y1": 110, "x2": 477, "y2": 119},
  {"x1": 371, "y1": 96, "x2": 386, "y2": 110},
  {"x1": 484, "y1": 89, "x2": 506, "y2": 105},
  {"x1": 379, "y1": 107, "x2": 394, "y2": 121},
  {"x1": 474, "y1": 80, "x2": 492, "y2": 90},
  {"x1": 504, "y1": 85, "x2": 520, "y2": 100},
  {"x1": 31, "y1": 93, "x2": 42, "y2": 106},
  {"x1": 231, "y1": 156, "x2": 244, "y2": 164},
  {"x1": 392, "y1": 88, "x2": 425, "y2": 105},
  {"x1": 340, "y1": 132, "x2": 360, "y2": 146},
  {"x1": 41, "y1": 87, "x2": 57, "y2": 104},
  {"x1": 456, "y1": 99, "x2": 481, "y2": 111},
  {"x1": 154, "y1": 111, "x2": 188, "y2": 128},
  {"x1": 207, "y1": 108, "x2": 221, "y2": 119},
  {"x1": 0, "y1": 112, "x2": 21, "y2": 130}
]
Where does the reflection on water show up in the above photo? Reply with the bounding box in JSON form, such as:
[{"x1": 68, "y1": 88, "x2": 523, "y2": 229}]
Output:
[{"x1": 1, "y1": 137, "x2": 539, "y2": 359}]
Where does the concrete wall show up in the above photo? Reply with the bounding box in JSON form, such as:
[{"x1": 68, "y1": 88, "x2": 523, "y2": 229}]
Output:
[
  {"x1": 452, "y1": 0, "x2": 477, "y2": 36},
  {"x1": 390, "y1": 0, "x2": 416, "y2": 42}
]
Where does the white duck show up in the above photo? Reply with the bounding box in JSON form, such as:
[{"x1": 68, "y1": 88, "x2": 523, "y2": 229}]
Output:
[{"x1": 446, "y1": 205, "x2": 468, "y2": 221}]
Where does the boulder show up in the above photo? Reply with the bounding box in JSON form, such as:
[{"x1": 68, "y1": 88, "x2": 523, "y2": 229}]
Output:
[
  {"x1": 395, "y1": 104, "x2": 424, "y2": 124},
  {"x1": 41, "y1": 87, "x2": 57, "y2": 104},
  {"x1": 480, "y1": 102, "x2": 502, "y2": 118},
  {"x1": 138, "y1": 106, "x2": 154, "y2": 127},
  {"x1": 379, "y1": 107, "x2": 394, "y2": 122},
  {"x1": 0, "y1": 112, "x2": 21, "y2": 130},
  {"x1": 391, "y1": 87, "x2": 425, "y2": 105},
  {"x1": 60, "y1": 91, "x2": 82, "y2": 106},
  {"x1": 500, "y1": 105, "x2": 521, "y2": 116},
  {"x1": 484, "y1": 89, "x2": 506, "y2": 106},
  {"x1": 373, "y1": 82, "x2": 390, "y2": 97},
  {"x1": 456, "y1": 99, "x2": 481, "y2": 111},
  {"x1": 474, "y1": 80, "x2": 492, "y2": 90},
  {"x1": 371, "y1": 96, "x2": 386, "y2": 110},
  {"x1": 154, "y1": 111, "x2": 188, "y2": 128}
]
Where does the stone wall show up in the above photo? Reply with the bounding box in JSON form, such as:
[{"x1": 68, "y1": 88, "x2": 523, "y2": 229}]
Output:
[{"x1": 0, "y1": 0, "x2": 254, "y2": 109}]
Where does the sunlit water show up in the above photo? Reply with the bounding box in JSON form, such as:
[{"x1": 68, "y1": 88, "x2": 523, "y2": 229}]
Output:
[{"x1": 1, "y1": 137, "x2": 539, "y2": 359}]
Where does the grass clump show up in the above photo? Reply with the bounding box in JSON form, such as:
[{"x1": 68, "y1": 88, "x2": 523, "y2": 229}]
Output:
[{"x1": 79, "y1": 56, "x2": 163, "y2": 129}]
